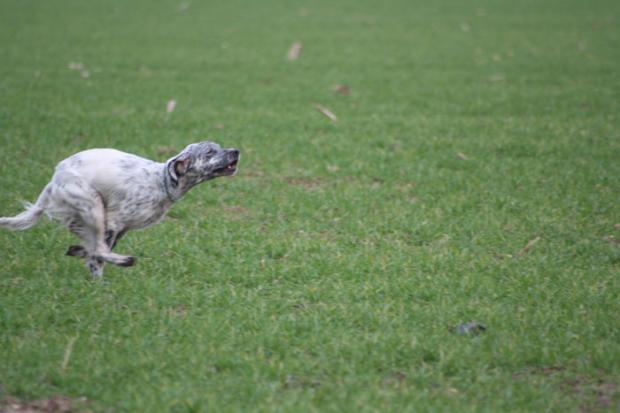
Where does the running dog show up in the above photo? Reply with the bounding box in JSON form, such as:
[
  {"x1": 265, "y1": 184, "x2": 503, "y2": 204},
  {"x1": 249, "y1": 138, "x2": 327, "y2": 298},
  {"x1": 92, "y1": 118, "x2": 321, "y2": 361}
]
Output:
[{"x1": 0, "y1": 142, "x2": 239, "y2": 278}]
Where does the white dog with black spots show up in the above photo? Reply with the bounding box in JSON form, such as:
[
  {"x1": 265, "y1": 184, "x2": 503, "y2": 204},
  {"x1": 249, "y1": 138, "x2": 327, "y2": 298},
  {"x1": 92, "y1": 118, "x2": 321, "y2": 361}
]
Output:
[{"x1": 0, "y1": 142, "x2": 239, "y2": 277}]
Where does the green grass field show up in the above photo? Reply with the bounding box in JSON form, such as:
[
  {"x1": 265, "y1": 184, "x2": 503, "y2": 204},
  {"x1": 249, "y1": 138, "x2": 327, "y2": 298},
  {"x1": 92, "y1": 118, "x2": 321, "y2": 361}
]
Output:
[{"x1": 1, "y1": 0, "x2": 619, "y2": 411}]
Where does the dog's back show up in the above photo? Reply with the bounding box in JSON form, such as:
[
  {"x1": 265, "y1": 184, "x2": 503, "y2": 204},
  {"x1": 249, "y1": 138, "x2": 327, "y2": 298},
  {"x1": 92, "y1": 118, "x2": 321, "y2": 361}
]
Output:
[{"x1": 54, "y1": 148, "x2": 158, "y2": 187}]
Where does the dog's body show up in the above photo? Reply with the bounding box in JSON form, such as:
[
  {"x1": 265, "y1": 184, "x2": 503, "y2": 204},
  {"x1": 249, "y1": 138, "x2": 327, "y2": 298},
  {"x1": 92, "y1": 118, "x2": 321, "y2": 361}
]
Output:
[{"x1": 0, "y1": 142, "x2": 239, "y2": 277}]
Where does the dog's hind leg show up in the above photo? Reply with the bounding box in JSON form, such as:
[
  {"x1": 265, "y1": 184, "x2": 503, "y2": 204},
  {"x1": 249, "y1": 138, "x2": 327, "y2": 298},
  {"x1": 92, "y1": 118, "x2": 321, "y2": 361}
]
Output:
[
  {"x1": 66, "y1": 229, "x2": 127, "y2": 258},
  {"x1": 66, "y1": 220, "x2": 106, "y2": 278},
  {"x1": 105, "y1": 228, "x2": 127, "y2": 250},
  {"x1": 66, "y1": 244, "x2": 88, "y2": 258},
  {"x1": 86, "y1": 256, "x2": 105, "y2": 278},
  {"x1": 81, "y1": 194, "x2": 135, "y2": 269},
  {"x1": 60, "y1": 181, "x2": 135, "y2": 276}
]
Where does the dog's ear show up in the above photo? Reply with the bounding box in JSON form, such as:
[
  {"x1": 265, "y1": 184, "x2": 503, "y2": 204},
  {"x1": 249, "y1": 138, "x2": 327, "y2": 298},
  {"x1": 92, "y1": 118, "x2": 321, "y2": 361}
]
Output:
[
  {"x1": 168, "y1": 155, "x2": 191, "y2": 182},
  {"x1": 174, "y1": 157, "x2": 191, "y2": 176}
]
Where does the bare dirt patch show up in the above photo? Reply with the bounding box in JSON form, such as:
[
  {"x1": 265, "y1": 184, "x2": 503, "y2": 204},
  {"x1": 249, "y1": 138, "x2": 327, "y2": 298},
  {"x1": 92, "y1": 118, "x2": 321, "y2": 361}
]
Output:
[
  {"x1": 562, "y1": 377, "x2": 618, "y2": 413},
  {"x1": 513, "y1": 367, "x2": 618, "y2": 413},
  {"x1": 1, "y1": 396, "x2": 90, "y2": 413}
]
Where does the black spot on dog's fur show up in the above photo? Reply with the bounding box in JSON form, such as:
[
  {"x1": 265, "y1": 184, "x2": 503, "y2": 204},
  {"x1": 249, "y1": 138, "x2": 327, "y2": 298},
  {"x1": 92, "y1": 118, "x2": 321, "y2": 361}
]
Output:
[{"x1": 66, "y1": 245, "x2": 86, "y2": 257}]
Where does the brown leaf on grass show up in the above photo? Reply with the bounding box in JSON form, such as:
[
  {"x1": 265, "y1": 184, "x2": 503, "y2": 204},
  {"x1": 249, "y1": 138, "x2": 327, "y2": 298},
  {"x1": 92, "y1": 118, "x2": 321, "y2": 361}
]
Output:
[
  {"x1": 166, "y1": 99, "x2": 177, "y2": 113},
  {"x1": 517, "y1": 236, "x2": 541, "y2": 257},
  {"x1": 457, "y1": 152, "x2": 469, "y2": 161},
  {"x1": 167, "y1": 304, "x2": 187, "y2": 318},
  {"x1": 287, "y1": 41, "x2": 302, "y2": 60},
  {"x1": 315, "y1": 104, "x2": 337, "y2": 122},
  {"x1": 214, "y1": 123, "x2": 225, "y2": 129},
  {"x1": 331, "y1": 84, "x2": 350, "y2": 96},
  {"x1": 614, "y1": 223, "x2": 620, "y2": 230},
  {"x1": 157, "y1": 146, "x2": 177, "y2": 156},
  {"x1": 602, "y1": 235, "x2": 619, "y2": 245}
]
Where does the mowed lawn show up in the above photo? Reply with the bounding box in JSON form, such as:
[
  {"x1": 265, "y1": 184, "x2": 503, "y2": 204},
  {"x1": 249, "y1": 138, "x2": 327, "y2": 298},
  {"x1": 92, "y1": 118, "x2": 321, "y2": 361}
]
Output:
[{"x1": 1, "y1": 0, "x2": 619, "y2": 411}]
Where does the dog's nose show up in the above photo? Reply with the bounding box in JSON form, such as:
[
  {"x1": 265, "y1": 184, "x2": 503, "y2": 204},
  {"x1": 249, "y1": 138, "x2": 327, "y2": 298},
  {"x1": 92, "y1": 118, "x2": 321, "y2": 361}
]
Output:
[{"x1": 229, "y1": 149, "x2": 240, "y2": 158}]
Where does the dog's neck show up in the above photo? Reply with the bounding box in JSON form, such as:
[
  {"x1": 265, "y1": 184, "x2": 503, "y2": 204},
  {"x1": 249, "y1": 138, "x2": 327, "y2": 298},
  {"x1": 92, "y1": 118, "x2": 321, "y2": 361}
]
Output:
[
  {"x1": 161, "y1": 162, "x2": 202, "y2": 203},
  {"x1": 161, "y1": 164, "x2": 184, "y2": 203}
]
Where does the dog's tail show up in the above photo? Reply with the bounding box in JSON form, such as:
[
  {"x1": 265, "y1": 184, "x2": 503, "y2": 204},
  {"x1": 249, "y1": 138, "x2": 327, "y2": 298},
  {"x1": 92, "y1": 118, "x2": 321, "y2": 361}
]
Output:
[{"x1": 0, "y1": 184, "x2": 52, "y2": 231}]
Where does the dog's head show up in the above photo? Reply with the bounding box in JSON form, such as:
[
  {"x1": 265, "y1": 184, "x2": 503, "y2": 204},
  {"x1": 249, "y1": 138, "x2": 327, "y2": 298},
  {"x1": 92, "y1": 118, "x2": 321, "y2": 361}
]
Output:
[{"x1": 167, "y1": 142, "x2": 239, "y2": 189}]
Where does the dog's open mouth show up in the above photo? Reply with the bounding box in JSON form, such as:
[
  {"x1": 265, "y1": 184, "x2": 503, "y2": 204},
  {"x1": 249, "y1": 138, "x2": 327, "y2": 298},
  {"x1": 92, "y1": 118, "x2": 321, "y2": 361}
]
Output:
[{"x1": 215, "y1": 159, "x2": 238, "y2": 175}]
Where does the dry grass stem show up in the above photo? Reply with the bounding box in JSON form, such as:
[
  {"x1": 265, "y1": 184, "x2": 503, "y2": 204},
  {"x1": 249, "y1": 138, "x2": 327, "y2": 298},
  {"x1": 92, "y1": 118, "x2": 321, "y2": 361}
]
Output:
[
  {"x1": 517, "y1": 236, "x2": 541, "y2": 257},
  {"x1": 315, "y1": 104, "x2": 337, "y2": 122}
]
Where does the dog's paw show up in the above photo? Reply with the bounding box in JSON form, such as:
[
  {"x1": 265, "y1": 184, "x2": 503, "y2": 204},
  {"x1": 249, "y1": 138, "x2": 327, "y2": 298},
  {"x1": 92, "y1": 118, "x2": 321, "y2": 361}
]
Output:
[
  {"x1": 119, "y1": 256, "x2": 137, "y2": 267},
  {"x1": 66, "y1": 245, "x2": 86, "y2": 257}
]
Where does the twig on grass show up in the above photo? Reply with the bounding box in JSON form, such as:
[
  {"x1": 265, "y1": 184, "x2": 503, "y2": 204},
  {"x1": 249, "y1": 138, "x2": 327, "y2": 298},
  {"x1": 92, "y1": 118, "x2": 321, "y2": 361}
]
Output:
[
  {"x1": 61, "y1": 335, "x2": 79, "y2": 374},
  {"x1": 517, "y1": 236, "x2": 541, "y2": 257}
]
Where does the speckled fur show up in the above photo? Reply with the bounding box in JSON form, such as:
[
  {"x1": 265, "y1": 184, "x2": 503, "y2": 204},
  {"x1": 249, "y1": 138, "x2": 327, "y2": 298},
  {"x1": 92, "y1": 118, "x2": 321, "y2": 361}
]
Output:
[{"x1": 0, "y1": 142, "x2": 239, "y2": 278}]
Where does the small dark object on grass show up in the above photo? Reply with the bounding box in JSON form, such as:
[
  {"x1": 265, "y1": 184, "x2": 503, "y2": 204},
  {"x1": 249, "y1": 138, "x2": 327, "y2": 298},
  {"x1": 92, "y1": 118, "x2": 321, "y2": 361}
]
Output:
[
  {"x1": 451, "y1": 322, "x2": 487, "y2": 336},
  {"x1": 331, "y1": 83, "x2": 351, "y2": 96}
]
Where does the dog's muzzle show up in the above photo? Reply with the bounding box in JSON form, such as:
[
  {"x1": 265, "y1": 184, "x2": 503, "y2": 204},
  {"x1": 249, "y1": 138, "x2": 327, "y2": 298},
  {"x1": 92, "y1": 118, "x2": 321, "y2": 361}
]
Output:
[{"x1": 215, "y1": 149, "x2": 240, "y2": 176}]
